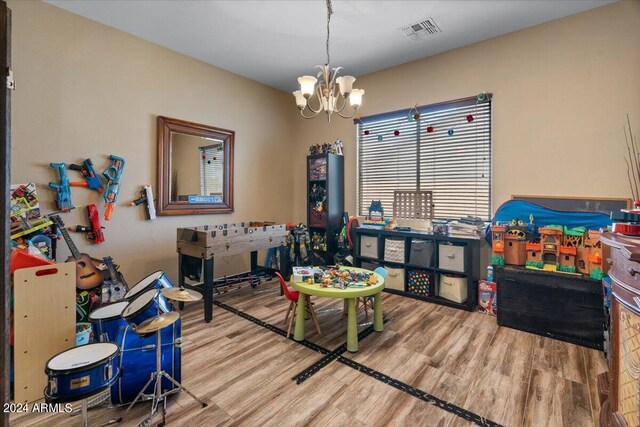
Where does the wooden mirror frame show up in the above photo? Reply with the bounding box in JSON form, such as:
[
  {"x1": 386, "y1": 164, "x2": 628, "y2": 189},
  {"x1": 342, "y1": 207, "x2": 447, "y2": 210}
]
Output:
[{"x1": 157, "y1": 116, "x2": 234, "y2": 215}]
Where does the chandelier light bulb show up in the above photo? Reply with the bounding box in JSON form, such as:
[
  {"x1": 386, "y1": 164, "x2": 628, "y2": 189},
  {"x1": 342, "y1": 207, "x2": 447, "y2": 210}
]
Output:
[
  {"x1": 292, "y1": 90, "x2": 307, "y2": 109},
  {"x1": 349, "y1": 89, "x2": 364, "y2": 107},
  {"x1": 298, "y1": 76, "x2": 317, "y2": 98},
  {"x1": 336, "y1": 75, "x2": 355, "y2": 97}
]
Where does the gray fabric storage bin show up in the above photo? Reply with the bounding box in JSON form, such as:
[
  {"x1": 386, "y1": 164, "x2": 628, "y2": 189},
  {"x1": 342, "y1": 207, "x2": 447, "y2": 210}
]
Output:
[
  {"x1": 438, "y1": 243, "x2": 465, "y2": 272},
  {"x1": 360, "y1": 261, "x2": 379, "y2": 271},
  {"x1": 360, "y1": 235, "x2": 379, "y2": 259},
  {"x1": 409, "y1": 240, "x2": 434, "y2": 267}
]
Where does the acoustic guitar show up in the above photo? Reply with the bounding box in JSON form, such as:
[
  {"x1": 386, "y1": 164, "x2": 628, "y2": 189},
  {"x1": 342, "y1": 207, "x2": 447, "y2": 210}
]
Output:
[{"x1": 50, "y1": 214, "x2": 104, "y2": 290}]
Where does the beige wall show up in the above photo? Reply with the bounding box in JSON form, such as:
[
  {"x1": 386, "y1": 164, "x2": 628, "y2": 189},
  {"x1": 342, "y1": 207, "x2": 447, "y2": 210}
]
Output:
[
  {"x1": 291, "y1": 0, "x2": 640, "y2": 223},
  {"x1": 9, "y1": 0, "x2": 293, "y2": 283},
  {"x1": 10, "y1": 0, "x2": 640, "y2": 284}
]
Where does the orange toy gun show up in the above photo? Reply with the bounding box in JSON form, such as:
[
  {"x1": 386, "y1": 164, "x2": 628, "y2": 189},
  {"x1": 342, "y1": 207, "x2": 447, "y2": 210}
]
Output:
[{"x1": 102, "y1": 155, "x2": 125, "y2": 220}]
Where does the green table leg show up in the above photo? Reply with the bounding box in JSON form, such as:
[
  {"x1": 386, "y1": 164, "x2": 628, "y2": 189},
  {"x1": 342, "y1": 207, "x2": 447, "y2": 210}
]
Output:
[
  {"x1": 294, "y1": 292, "x2": 306, "y2": 341},
  {"x1": 347, "y1": 298, "x2": 358, "y2": 352},
  {"x1": 373, "y1": 292, "x2": 383, "y2": 332}
]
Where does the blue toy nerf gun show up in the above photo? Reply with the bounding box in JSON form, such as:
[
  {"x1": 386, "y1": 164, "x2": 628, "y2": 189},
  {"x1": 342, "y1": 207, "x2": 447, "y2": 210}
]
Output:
[
  {"x1": 69, "y1": 158, "x2": 103, "y2": 193},
  {"x1": 49, "y1": 162, "x2": 74, "y2": 211},
  {"x1": 102, "y1": 155, "x2": 125, "y2": 220}
]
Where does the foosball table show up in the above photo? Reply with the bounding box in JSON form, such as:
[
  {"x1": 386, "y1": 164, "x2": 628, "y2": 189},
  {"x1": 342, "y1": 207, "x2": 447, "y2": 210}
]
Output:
[{"x1": 176, "y1": 222, "x2": 288, "y2": 322}]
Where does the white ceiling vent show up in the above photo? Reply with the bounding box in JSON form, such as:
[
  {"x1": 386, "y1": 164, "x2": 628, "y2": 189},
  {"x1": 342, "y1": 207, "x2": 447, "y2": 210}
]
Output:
[{"x1": 399, "y1": 18, "x2": 441, "y2": 41}]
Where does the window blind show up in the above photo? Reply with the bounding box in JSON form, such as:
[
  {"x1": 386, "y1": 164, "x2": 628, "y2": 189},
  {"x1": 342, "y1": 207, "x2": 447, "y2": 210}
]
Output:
[
  {"x1": 199, "y1": 143, "x2": 224, "y2": 196},
  {"x1": 357, "y1": 96, "x2": 491, "y2": 220}
]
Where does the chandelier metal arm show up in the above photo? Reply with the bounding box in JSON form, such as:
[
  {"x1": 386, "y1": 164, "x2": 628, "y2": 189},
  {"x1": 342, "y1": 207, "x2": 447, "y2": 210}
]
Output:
[
  {"x1": 299, "y1": 109, "x2": 320, "y2": 119},
  {"x1": 337, "y1": 107, "x2": 359, "y2": 119}
]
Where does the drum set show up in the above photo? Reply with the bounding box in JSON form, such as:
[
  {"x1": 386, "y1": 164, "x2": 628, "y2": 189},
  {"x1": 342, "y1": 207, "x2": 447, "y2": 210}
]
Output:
[{"x1": 43, "y1": 271, "x2": 207, "y2": 427}]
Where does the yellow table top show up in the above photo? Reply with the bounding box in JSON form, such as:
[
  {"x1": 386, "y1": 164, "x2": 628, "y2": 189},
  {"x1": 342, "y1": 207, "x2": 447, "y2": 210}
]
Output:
[{"x1": 290, "y1": 267, "x2": 385, "y2": 299}]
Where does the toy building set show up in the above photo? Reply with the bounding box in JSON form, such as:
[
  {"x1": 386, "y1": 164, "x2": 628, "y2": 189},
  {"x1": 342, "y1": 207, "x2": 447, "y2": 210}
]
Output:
[{"x1": 491, "y1": 219, "x2": 604, "y2": 280}]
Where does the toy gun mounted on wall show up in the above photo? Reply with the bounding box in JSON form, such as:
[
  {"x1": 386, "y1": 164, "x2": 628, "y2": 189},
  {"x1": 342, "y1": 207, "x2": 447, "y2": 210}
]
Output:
[
  {"x1": 49, "y1": 162, "x2": 74, "y2": 212},
  {"x1": 68, "y1": 204, "x2": 105, "y2": 243},
  {"x1": 102, "y1": 155, "x2": 125, "y2": 221},
  {"x1": 69, "y1": 158, "x2": 103, "y2": 193},
  {"x1": 130, "y1": 185, "x2": 156, "y2": 220}
]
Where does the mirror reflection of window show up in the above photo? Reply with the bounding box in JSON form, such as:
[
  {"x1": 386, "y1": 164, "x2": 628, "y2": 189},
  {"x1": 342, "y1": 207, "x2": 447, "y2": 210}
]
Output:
[{"x1": 199, "y1": 143, "x2": 224, "y2": 197}]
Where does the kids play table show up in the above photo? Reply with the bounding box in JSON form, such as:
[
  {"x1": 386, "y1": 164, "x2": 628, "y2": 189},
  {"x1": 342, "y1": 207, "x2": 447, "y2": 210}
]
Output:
[{"x1": 290, "y1": 267, "x2": 385, "y2": 352}]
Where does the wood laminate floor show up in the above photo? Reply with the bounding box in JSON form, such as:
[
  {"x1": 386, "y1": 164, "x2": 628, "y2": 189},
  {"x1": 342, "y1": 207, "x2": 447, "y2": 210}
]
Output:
[{"x1": 11, "y1": 280, "x2": 608, "y2": 427}]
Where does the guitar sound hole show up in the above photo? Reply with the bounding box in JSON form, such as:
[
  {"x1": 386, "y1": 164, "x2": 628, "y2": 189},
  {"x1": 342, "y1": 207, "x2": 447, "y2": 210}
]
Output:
[{"x1": 77, "y1": 261, "x2": 86, "y2": 268}]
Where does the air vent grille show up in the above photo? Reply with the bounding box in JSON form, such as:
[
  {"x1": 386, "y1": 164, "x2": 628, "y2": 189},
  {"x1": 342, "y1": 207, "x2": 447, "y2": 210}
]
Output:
[{"x1": 400, "y1": 18, "x2": 441, "y2": 41}]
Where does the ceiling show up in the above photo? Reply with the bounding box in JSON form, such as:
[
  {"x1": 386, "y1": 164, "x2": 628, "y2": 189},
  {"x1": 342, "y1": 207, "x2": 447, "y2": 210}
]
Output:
[{"x1": 45, "y1": 0, "x2": 615, "y2": 92}]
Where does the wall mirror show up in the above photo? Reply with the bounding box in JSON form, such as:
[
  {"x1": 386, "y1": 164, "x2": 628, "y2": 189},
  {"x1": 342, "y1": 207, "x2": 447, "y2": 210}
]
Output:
[{"x1": 157, "y1": 116, "x2": 234, "y2": 215}]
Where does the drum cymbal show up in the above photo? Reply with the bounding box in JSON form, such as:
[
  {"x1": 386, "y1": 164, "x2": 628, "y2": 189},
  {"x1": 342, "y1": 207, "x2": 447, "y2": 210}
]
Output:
[
  {"x1": 135, "y1": 312, "x2": 180, "y2": 334},
  {"x1": 161, "y1": 287, "x2": 203, "y2": 302}
]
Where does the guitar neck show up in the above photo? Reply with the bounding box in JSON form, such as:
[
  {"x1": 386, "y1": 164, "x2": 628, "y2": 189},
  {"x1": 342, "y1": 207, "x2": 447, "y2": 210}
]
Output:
[
  {"x1": 58, "y1": 225, "x2": 81, "y2": 260},
  {"x1": 104, "y1": 258, "x2": 119, "y2": 283}
]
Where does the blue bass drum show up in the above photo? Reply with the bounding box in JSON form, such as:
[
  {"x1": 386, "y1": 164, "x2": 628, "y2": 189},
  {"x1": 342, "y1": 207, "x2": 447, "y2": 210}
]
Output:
[
  {"x1": 122, "y1": 289, "x2": 172, "y2": 336},
  {"x1": 88, "y1": 301, "x2": 129, "y2": 342},
  {"x1": 125, "y1": 271, "x2": 174, "y2": 300},
  {"x1": 45, "y1": 343, "x2": 119, "y2": 403},
  {"x1": 110, "y1": 320, "x2": 182, "y2": 405}
]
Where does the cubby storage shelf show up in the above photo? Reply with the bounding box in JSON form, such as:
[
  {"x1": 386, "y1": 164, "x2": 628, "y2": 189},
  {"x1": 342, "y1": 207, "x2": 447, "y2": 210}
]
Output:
[
  {"x1": 307, "y1": 153, "x2": 344, "y2": 264},
  {"x1": 354, "y1": 227, "x2": 480, "y2": 312}
]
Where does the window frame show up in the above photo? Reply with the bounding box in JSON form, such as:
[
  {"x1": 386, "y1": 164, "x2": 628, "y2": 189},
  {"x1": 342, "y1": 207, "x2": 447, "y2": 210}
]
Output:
[{"x1": 356, "y1": 94, "x2": 492, "y2": 220}]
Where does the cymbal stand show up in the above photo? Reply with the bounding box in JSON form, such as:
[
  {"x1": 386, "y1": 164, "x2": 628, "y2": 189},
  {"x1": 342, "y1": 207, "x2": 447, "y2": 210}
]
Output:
[{"x1": 113, "y1": 287, "x2": 207, "y2": 427}]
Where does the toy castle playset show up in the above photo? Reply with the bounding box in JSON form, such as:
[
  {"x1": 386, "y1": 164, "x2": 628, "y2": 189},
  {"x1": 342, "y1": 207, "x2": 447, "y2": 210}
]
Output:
[{"x1": 491, "y1": 220, "x2": 604, "y2": 280}]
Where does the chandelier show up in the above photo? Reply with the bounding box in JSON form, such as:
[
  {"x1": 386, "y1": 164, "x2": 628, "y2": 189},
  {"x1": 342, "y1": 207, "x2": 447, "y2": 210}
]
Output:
[{"x1": 293, "y1": 0, "x2": 364, "y2": 122}]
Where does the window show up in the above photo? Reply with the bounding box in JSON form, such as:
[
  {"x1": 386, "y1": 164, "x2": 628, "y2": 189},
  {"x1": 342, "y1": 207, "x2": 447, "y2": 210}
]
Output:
[
  {"x1": 199, "y1": 143, "x2": 224, "y2": 197},
  {"x1": 357, "y1": 96, "x2": 491, "y2": 220}
]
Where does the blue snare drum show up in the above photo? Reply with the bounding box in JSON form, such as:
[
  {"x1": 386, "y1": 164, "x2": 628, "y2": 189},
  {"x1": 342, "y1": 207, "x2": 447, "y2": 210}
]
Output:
[
  {"x1": 88, "y1": 301, "x2": 129, "y2": 342},
  {"x1": 125, "y1": 271, "x2": 174, "y2": 300},
  {"x1": 44, "y1": 343, "x2": 119, "y2": 403},
  {"x1": 122, "y1": 289, "x2": 171, "y2": 335},
  {"x1": 111, "y1": 320, "x2": 182, "y2": 405}
]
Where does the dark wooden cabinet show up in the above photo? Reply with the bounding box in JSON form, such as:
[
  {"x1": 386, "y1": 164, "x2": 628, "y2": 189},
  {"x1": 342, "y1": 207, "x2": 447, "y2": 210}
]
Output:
[
  {"x1": 599, "y1": 232, "x2": 640, "y2": 427},
  {"x1": 307, "y1": 153, "x2": 344, "y2": 265},
  {"x1": 353, "y1": 227, "x2": 480, "y2": 311},
  {"x1": 495, "y1": 265, "x2": 604, "y2": 350}
]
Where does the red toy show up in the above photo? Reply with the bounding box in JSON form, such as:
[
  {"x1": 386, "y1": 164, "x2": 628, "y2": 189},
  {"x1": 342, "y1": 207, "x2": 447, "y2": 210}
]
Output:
[
  {"x1": 478, "y1": 280, "x2": 496, "y2": 316},
  {"x1": 68, "y1": 204, "x2": 105, "y2": 243}
]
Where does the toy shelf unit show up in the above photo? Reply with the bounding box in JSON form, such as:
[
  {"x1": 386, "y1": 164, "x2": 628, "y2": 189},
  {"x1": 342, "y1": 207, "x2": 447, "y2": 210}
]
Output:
[
  {"x1": 307, "y1": 153, "x2": 344, "y2": 265},
  {"x1": 353, "y1": 227, "x2": 480, "y2": 311}
]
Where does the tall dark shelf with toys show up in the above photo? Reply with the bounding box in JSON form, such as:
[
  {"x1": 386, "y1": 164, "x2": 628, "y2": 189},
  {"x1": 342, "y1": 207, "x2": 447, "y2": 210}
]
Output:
[{"x1": 307, "y1": 153, "x2": 344, "y2": 265}]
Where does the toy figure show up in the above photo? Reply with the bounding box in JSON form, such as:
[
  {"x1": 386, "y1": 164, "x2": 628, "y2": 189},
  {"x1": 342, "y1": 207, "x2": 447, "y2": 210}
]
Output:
[
  {"x1": 309, "y1": 144, "x2": 322, "y2": 155},
  {"x1": 367, "y1": 200, "x2": 384, "y2": 221},
  {"x1": 322, "y1": 142, "x2": 332, "y2": 154},
  {"x1": 335, "y1": 139, "x2": 343, "y2": 155}
]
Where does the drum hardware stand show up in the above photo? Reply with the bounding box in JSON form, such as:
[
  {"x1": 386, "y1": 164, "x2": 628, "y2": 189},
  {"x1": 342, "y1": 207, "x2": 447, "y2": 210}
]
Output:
[
  {"x1": 70, "y1": 389, "x2": 111, "y2": 416},
  {"x1": 113, "y1": 288, "x2": 207, "y2": 427}
]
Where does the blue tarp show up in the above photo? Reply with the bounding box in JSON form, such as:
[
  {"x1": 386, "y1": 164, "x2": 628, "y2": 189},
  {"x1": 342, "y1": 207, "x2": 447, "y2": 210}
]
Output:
[{"x1": 485, "y1": 200, "x2": 613, "y2": 244}]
